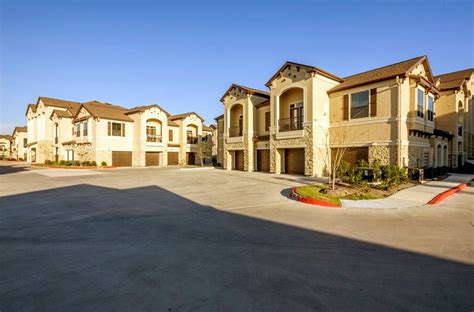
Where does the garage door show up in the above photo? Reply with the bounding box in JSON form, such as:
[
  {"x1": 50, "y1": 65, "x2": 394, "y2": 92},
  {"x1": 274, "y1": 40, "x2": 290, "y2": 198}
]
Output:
[
  {"x1": 145, "y1": 152, "x2": 160, "y2": 166},
  {"x1": 112, "y1": 151, "x2": 132, "y2": 167},
  {"x1": 234, "y1": 150, "x2": 244, "y2": 170},
  {"x1": 285, "y1": 148, "x2": 305, "y2": 174},
  {"x1": 257, "y1": 149, "x2": 270, "y2": 172},
  {"x1": 168, "y1": 152, "x2": 179, "y2": 165}
]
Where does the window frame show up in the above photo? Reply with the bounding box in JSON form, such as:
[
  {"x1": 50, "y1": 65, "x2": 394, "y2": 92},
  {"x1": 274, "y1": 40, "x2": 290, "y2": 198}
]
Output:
[
  {"x1": 75, "y1": 123, "x2": 81, "y2": 137},
  {"x1": 83, "y1": 121, "x2": 88, "y2": 136},
  {"x1": 349, "y1": 90, "x2": 370, "y2": 119},
  {"x1": 416, "y1": 88, "x2": 425, "y2": 119},
  {"x1": 111, "y1": 122, "x2": 123, "y2": 137},
  {"x1": 427, "y1": 95, "x2": 434, "y2": 122}
]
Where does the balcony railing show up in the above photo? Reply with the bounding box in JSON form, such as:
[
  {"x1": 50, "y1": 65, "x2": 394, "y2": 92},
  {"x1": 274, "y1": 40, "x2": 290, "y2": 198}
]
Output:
[
  {"x1": 228, "y1": 126, "x2": 243, "y2": 137},
  {"x1": 187, "y1": 137, "x2": 198, "y2": 144},
  {"x1": 147, "y1": 134, "x2": 162, "y2": 142},
  {"x1": 278, "y1": 116, "x2": 304, "y2": 132}
]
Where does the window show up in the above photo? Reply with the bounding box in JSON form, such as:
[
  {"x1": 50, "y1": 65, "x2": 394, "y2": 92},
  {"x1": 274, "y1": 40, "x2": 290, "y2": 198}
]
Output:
[
  {"x1": 83, "y1": 121, "x2": 88, "y2": 136},
  {"x1": 264, "y1": 111, "x2": 270, "y2": 131},
  {"x1": 289, "y1": 102, "x2": 304, "y2": 130},
  {"x1": 427, "y1": 96, "x2": 434, "y2": 122},
  {"x1": 350, "y1": 90, "x2": 369, "y2": 119},
  {"x1": 147, "y1": 126, "x2": 160, "y2": 142},
  {"x1": 417, "y1": 89, "x2": 424, "y2": 118},
  {"x1": 108, "y1": 122, "x2": 125, "y2": 137},
  {"x1": 458, "y1": 125, "x2": 463, "y2": 136},
  {"x1": 75, "y1": 123, "x2": 81, "y2": 137},
  {"x1": 168, "y1": 129, "x2": 173, "y2": 141},
  {"x1": 423, "y1": 152, "x2": 429, "y2": 167},
  {"x1": 23, "y1": 138, "x2": 27, "y2": 148}
]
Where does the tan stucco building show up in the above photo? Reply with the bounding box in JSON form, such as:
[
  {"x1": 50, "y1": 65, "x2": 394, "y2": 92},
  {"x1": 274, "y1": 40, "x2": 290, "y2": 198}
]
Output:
[
  {"x1": 434, "y1": 68, "x2": 474, "y2": 167},
  {"x1": 220, "y1": 56, "x2": 468, "y2": 176},
  {"x1": 26, "y1": 97, "x2": 210, "y2": 166},
  {"x1": 0, "y1": 135, "x2": 12, "y2": 159},
  {"x1": 11, "y1": 126, "x2": 28, "y2": 160}
]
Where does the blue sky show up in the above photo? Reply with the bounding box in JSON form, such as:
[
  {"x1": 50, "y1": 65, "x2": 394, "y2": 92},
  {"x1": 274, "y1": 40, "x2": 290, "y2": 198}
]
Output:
[{"x1": 1, "y1": 0, "x2": 473, "y2": 133}]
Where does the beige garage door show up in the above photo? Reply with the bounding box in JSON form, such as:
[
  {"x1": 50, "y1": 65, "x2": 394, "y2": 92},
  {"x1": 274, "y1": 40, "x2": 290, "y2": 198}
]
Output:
[
  {"x1": 285, "y1": 148, "x2": 305, "y2": 174},
  {"x1": 257, "y1": 149, "x2": 270, "y2": 172},
  {"x1": 145, "y1": 152, "x2": 160, "y2": 166},
  {"x1": 168, "y1": 152, "x2": 179, "y2": 165},
  {"x1": 112, "y1": 151, "x2": 132, "y2": 167}
]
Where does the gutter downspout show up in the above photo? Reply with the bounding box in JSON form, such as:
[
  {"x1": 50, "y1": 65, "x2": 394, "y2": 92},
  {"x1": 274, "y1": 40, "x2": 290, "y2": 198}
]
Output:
[{"x1": 396, "y1": 76, "x2": 402, "y2": 167}]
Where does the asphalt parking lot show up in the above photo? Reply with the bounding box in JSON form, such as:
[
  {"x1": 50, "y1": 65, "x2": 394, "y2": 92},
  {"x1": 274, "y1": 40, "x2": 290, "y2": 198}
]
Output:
[{"x1": 1, "y1": 163, "x2": 473, "y2": 311}]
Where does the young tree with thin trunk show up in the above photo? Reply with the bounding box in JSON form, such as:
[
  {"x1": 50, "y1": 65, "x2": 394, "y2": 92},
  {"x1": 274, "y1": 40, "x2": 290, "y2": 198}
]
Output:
[{"x1": 196, "y1": 140, "x2": 212, "y2": 167}]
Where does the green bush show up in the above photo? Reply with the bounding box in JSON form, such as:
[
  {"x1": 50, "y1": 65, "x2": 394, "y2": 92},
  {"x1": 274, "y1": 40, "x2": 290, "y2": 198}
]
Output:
[
  {"x1": 59, "y1": 160, "x2": 66, "y2": 165},
  {"x1": 44, "y1": 160, "x2": 52, "y2": 165},
  {"x1": 101, "y1": 161, "x2": 107, "y2": 167},
  {"x1": 371, "y1": 160, "x2": 382, "y2": 182},
  {"x1": 91, "y1": 161, "x2": 97, "y2": 166},
  {"x1": 73, "y1": 160, "x2": 81, "y2": 166},
  {"x1": 380, "y1": 164, "x2": 408, "y2": 189},
  {"x1": 82, "y1": 161, "x2": 91, "y2": 166},
  {"x1": 64, "y1": 161, "x2": 72, "y2": 166}
]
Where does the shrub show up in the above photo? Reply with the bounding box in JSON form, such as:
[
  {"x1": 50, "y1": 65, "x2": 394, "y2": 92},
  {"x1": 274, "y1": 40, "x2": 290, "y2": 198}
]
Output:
[
  {"x1": 380, "y1": 164, "x2": 408, "y2": 188},
  {"x1": 44, "y1": 160, "x2": 52, "y2": 165},
  {"x1": 73, "y1": 160, "x2": 81, "y2": 166},
  {"x1": 101, "y1": 161, "x2": 107, "y2": 167},
  {"x1": 82, "y1": 161, "x2": 91, "y2": 166},
  {"x1": 59, "y1": 160, "x2": 66, "y2": 165},
  {"x1": 91, "y1": 161, "x2": 97, "y2": 166},
  {"x1": 63, "y1": 161, "x2": 72, "y2": 166},
  {"x1": 371, "y1": 160, "x2": 382, "y2": 182},
  {"x1": 18, "y1": 158, "x2": 24, "y2": 161}
]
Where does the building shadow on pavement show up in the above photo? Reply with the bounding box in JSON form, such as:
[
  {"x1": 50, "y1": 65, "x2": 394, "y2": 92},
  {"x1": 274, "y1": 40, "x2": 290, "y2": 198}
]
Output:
[
  {"x1": 0, "y1": 164, "x2": 30, "y2": 175},
  {"x1": 0, "y1": 184, "x2": 473, "y2": 311}
]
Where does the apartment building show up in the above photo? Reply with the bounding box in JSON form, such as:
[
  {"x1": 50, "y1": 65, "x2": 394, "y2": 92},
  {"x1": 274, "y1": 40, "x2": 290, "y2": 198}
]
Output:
[
  {"x1": 0, "y1": 135, "x2": 12, "y2": 159},
  {"x1": 11, "y1": 126, "x2": 28, "y2": 160},
  {"x1": 220, "y1": 56, "x2": 467, "y2": 176},
  {"x1": 434, "y1": 68, "x2": 474, "y2": 167},
  {"x1": 26, "y1": 96, "x2": 209, "y2": 166}
]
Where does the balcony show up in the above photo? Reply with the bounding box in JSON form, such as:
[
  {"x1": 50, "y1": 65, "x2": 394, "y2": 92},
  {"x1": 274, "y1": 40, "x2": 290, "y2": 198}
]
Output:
[
  {"x1": 147, "y1": 134, "x2": 162, "y2": 143},
  {"x1": 278, "y1": 116, "x2": 303, "y2": 132},
  {"x1": 187, "y1": 137, "x2": 198, "y2": 144},
  {"x1": 228, "y1": 126, "x2": 243, "y2": 137}
]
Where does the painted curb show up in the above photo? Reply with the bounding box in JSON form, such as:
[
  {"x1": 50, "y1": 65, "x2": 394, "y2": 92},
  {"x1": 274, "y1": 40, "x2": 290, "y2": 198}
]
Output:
[
  {"x1": 290, "y1": 187, "x2": 341, "y2": 208},
  {"x1": 427, "y1": 183, "x2": 467, "y2": 205}
]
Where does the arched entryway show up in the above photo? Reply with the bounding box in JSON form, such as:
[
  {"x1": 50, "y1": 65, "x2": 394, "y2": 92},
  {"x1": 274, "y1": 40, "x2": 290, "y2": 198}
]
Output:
[
  {"x1": 278, "y1": 87, "x2": 304, "y2": 132},
  {"x1": 229, "y1": 104, "x2": 243, "y2": 137}
]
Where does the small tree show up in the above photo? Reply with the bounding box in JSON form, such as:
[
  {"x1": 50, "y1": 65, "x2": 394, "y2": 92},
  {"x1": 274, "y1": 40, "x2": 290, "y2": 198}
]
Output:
[{"x1": 196, "y1": 140, "x2": 212, "y2": 166}]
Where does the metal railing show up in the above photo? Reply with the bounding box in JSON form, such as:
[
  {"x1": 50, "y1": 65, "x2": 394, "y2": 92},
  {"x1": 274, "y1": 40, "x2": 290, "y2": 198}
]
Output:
[
  {"x1": 278, "y1": 116, "x2": 303, "y2": 132},
  {"x1": 147, "y1": 134, "x2": 162, "y2": 142},
  {"x1": 228, "y1": 126, "x2": 243, "y2": 137},
  {"x1": 187, "y1": 137, "x2": 198, "y2": 144}
]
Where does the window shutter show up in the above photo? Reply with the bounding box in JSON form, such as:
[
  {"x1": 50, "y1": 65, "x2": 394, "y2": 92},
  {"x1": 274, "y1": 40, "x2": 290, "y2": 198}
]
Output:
[
  {"x1": 343, "y1": 94, "x2": 349, "y2": 120},
  {"x1": 169, "y1": 129, "x2": 173, "y2": 141},
  {"x1": 122, "y1": 123, "x2": 125, "y2": 137},
  {"x1": 108, "y1": 122, "x2": 111, "y2": 136},
  {"x1": 370, "y1": 88, "x2": 377, "y2": 117}
]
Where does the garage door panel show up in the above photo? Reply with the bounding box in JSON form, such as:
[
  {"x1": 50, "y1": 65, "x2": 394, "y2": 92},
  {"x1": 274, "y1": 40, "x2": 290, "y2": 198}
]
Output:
[
  {"x1": 168, "y1": 152, "x2": 179, "y2": 165},
  {"x1": 285, "y1": 148, "x2": 305, "y2": 174},
  {"x1": 257, "y1": 149, "x2": 270, "y2": 172},
  {"x1": 145, "y1": 152, "x2": 160, "y2": 166},
  {"x1": 112, "y1": 151, "x2": 132, "y2": 167}
]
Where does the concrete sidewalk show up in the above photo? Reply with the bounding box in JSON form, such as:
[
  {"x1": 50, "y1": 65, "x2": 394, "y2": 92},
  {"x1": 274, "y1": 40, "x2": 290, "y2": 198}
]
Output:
[{"x1": 341, "y1": 173, "x2": 473, "y2": 209}]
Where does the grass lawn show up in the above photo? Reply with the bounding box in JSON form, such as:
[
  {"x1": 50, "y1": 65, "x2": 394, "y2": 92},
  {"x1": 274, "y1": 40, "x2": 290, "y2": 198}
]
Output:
[{"x1": 295, "y1": 184, "x2": 384, "y2": 204}]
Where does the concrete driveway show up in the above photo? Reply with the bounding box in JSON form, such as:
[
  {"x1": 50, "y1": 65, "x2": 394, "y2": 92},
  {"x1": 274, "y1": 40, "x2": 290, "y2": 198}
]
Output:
[{"x1": 0, "y1": 163, "x2": 473, "y2": 311}]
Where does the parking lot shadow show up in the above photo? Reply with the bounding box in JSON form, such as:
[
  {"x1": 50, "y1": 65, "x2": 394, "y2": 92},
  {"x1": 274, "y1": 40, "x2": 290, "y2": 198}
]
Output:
[
  {"x1": 0, "y1": 164, "x2": 29, "y2": 175},
  {"x1": 0, "y1": 184, "x2": 473, "y2": 311}
]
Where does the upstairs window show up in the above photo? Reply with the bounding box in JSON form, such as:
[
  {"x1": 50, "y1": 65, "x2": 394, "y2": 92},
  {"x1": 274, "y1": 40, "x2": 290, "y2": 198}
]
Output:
[
  {"x1": 108, "y1": 122, "x2": 125, "y2": 137},
  {"x1": 23, "y1": 138, "x2": 27, "y2": 148},
  {"x1": 458, "y1": 125, "x2": 463, "y2": 136},
  {"x1": 264, "y1": 111, "x2": 270, "y2": 131},
  {"x1": 83, "y1": 121, "x2": 88, "y2": 136},
  {"x1": 417, "y1": 89, "x2": 424, "y2": 118},
  {"x1": 427, "y1": 96, "x2": 434, "y2": 122},
  {"x1": 350, "y1": 90, "x2": 369, "y2": 119},
  {"x1": 75, "y1": 123, "x2": 81, "y2": 137}
]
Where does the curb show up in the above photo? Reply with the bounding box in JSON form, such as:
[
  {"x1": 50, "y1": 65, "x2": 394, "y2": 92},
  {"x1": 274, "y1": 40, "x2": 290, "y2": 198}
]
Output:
[
  {"x1": 290, "y1": 187, "x2": 341, "y2": 208},
  {"x1": 427, "y1": 183, "x2": 468, "y2": 205}
]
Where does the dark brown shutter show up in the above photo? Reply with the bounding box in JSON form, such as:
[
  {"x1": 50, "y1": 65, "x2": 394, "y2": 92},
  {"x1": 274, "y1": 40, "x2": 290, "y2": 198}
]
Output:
[
  {"x1": 343, "y1": 94, "x2": 349, "y2": 120},
  {"x1": 370, "y1": 88, "x2": 377, "y2": 117},
  {"x1": 265, "y1": 111, "x2": 270, "y2": 131},
  {"x1": 169, "y1": 129, "x2": 173, "y2": 141},
  {"x1": 122, "y1": 123, "x2": 125, "y2": 137},
  {"x1": 108, "y1": 122, "x2": 111, "y2": 136}
]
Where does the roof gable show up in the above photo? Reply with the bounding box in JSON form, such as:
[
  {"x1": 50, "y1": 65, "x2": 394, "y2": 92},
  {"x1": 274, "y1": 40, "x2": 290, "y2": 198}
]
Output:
[
  {"x1": 265, "y1": 61, "x2": 343, "y2": 88},
  {"x1": 75, "y1": 101, "x2": 133, "y2": 122},
  {"x1": 126, "y1": 104, "x2": 171, "y2": 116},
  {"x1": 169, "y1": 112, "x2": 205, "y2": 122},
  {"x1": 220, "y1": 84, "x2": 269, "y2": 102},
  {"x1": 37, "y1": 96, "x2": 81, "y2": 115}
]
